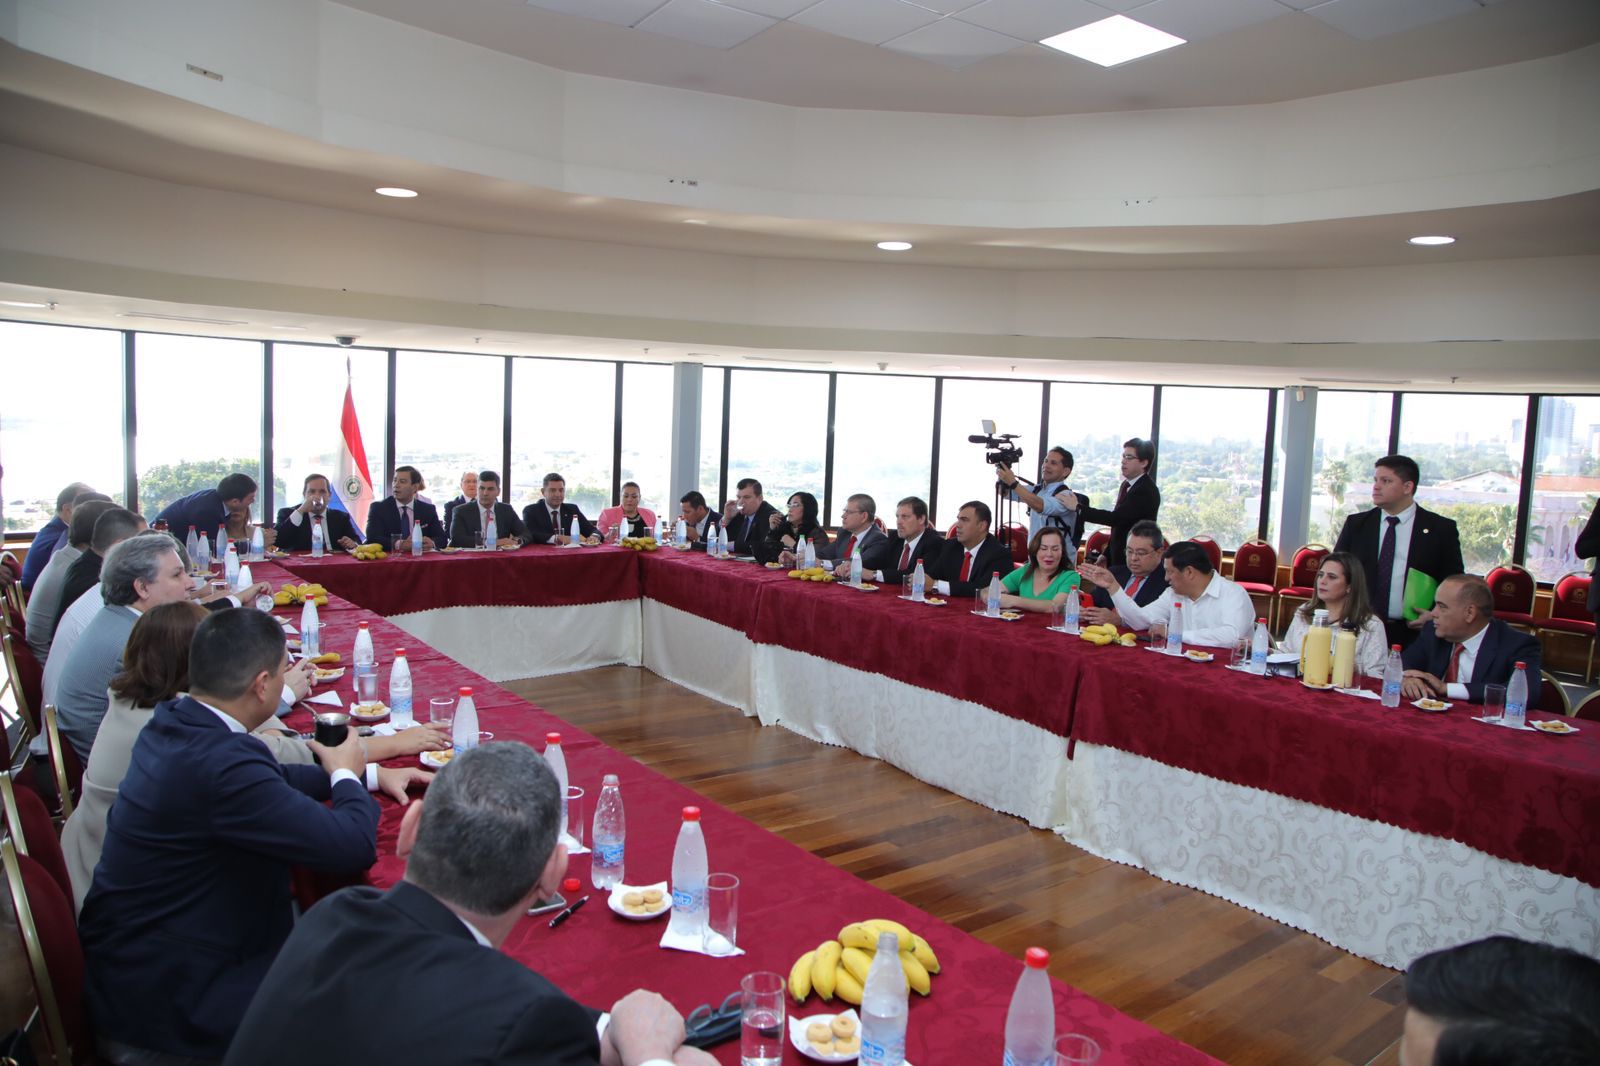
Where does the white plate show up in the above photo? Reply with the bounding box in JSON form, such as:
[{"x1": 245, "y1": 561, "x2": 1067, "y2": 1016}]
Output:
[
  {"x1": 1184, "y1": 651, "x2": 1215, "y2": 663},
  {"x1": 312, "y1": 667, "x2": 345, "y2": 681},
  {"x1": 1532, "y1": 719, "x2": 1581, "y2": 735},
  {"x1": 607, "y1": 882, "x2": 672, "y2": 921},
  {"x1": 971, "y1": 610, "x2": 1024, "y2": 621},
  {"x1": 790, "y1": 1010, "x2": 862, "y2": 1063},
  {"x1": 899, "y1": 595, "x2": 947, "y2": 606},
  {"x1": 839, "y1": 583, "x2": 879, "y2": 593},
  {"x1": 1300, "y1": 679, "x2": 1334, "y2": 690},
  {"x1": 1411, "y1": 698, "x2": 1453, "y2": 713},
  {"x1": 419, "y1": 748, "x2": 455, "y2": 769},
  {"x1": 349, "y1": 702, "x2": 390, "y2": 722}
]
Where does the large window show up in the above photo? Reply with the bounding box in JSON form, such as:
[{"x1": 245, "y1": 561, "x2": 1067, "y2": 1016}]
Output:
[
  {"x1": 699, "y1": 367, "x2": 725, "y2": 506},
  {"x1": 135, "y1": 334, "x2": 267, "y2": 520},
  {"x1": 272, "y1": 344, "x2": 388, "y2": 519},
  {"x1": 1397, "y1": 393, "x2": 1527, "y2": 575},
  {"x1": 510, "y1": 358, "x2": 615, "y2": 515},
  {"x1": 724, "y1": 369, "x2": 828, "y2": 512},
  {"x1": 394, "y1": 350, "x2": 504, "y2": 509},
  {"x1": 832, "y1": 374, "x2": 934, "y2": 524},
  {"x1": 1047, "y1": 382, "x2": 1154, "y2": 514},
  {"x1": 935, "y1": 379, "x2": 1042, "y2": 531},
  {"x1": 1304, "y1": 391, "x2": 1392, "y2": 549},
  {"x1": 620, "y1": 363, "x2": 674, "y2": 517},
  {"x1": 1156, "y1": 386, "x2": 1270, "y2": 550},
  {"x1": 1527, "y1": 396, "x2": 1598, "y2": 582},
  {"x1": 0, "y1": 322, "x2": 126, "y2": 530}
]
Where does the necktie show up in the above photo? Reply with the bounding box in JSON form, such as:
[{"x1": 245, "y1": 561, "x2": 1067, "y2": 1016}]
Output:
[
  {"x1": 844, "y1": 534, "x2": 857, "y2": 557},
  {"x1": 1115, "y1": 481, "x2": 1130, "y2": 509},
  {"x1": 898, "y1": 541, "x2": 912, "y2": 570},
  {"x1": 1375, "y1": 515, "x2": 1400, "y2": 616},
  {"x1": 1445, "y1": 642, "x2": 1464, "y2": 684},
  {"x1": 959, "y1": 550, "x2": 973, "y2": 582},
  {"x1": 1127, "y1": 575, "x2": 1144, "y2": 598},
  {"x1": 400, "y1": 505, "x2": 412, "y2": 536},
  {"x1": 551, "y1": 508, "x2": 560, "y2": 530}
]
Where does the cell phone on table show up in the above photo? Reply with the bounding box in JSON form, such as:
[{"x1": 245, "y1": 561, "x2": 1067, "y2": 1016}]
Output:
[{"x1": 526, "y1": 891, "x2": 567, "y2": 916}]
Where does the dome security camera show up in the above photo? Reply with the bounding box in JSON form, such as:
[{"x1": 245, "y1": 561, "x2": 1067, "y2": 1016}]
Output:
[{"x1": 334, "y1": 335, "x2": 357, "y2": 347}]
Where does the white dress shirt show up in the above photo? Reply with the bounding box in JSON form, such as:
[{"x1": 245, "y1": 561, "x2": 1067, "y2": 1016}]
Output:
[
  {"x1": 1114, "y1": 572, "x2": 1257, "y2": 648},
  {"x1": 933, "y1": 542, "x2": 982, "y2": 596},
  {"x1": 1376, "y1": 503, "x2": 1417, "y2": 619},
  {"x1": 1444, "y1": 622, "x2": 1490, "y2": 702}
]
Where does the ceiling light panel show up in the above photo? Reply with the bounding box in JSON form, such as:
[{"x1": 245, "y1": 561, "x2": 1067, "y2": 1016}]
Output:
[
  {"x1": 636, "y1": 0, "x2": 778, "y2": 47},
  {"x1": 1129, "y1": 0, "x2": 1290, "y2": 44},
  {"x1": 882, "y1": 17, "x2": 1024, "y2": 67},
  {"x1": 1039, "y1": 15, "x2": 1185, "y2": 66},
  {"x1": 790, "y1": 0, "x2": 941, "y2": 46},
  {"x1": 1302, "y1": 0, "x2": 1481, "y2": 41},
  {"x1": 526, "y1": 0, "x2": 668, "y2": 28},
  {"x1": 952, "y1": 0, "x2": 1106, "y2": 42}
]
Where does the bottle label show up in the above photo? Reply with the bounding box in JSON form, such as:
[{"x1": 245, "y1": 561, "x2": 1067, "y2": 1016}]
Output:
[
  {"x1": 671, "y1": 885, "x2": 704, "y2": 911},
  {"x1": 392, "y1": 694, "x2": 412, "y2": 718},
  {"x1": 595, "y1": 841, "x2": 625, "y2": 866},
  {"x1": 859, "y1": 1034, "x2": 905, "y2": 1065}
]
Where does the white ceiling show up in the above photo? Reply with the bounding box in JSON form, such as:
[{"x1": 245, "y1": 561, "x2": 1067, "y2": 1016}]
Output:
[{"x1": 337, "y1": 0, "x2": 1600, "y2": 116}]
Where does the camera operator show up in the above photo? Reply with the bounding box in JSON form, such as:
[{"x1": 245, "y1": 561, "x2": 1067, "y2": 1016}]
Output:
[{"x1": 996, "y1": 446, "x2": 1081, "y2": 546}]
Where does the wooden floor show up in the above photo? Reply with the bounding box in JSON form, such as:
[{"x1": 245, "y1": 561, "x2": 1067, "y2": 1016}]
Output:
[{"x1": 507, "y1": 666, "x2": 1409, "y2": 1066}]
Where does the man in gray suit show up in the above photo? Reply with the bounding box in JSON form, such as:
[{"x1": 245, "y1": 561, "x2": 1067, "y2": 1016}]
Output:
[
  {"x1": 813, "y1": 493, "x2": 889, "y2": 576},
  {"x1": 54, "y1": 533, "x2": 196, "y2": 761}
]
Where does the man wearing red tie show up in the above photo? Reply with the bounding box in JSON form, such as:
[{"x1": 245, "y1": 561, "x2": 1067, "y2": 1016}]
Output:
[
  {"x1": 1081, "y1": 519, "x2": 1168, "y2": 627},
  {"x1": 838, "y1": 496, "x2": 943, "y2": 586},
  {"x1": 1401, "y1": 575, "x2": 1541, "y2": 705},
  {"x1": 930, "y1": 501, "x2": 1013, "y2": 598},
  {"x1": 1056, "y1": 438, "x2": 1160, "y2": 568},
  {"x1": 807, "y1": 493, "x2": 888, "y2": 572}
]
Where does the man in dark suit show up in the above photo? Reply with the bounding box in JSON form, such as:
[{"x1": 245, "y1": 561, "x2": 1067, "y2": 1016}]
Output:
[
  {"x1": 1057, "y1": 438, "x2": 1159, "y2": 569},
  {"x1": 1573, "y1": 500, "x2": 1599, "y2": 622},
  {"x1": 1402, "y1": 575, "x2": 1541, "y2": 706},
  {"x1": 723, "y1": 477, "x2": 780, "y2": 557},
  {"x1": 845, "y1": 495, "x2": 943, "y2": 586},
  {"x1": 53, "y1": 506, "x2": 144, "y2": 639},
  {"x1": 440, "y1": 470, "x2": 477, "y2": 542},
  {"x1": 447, "y1": 469, "x2": 526, "y2": 548},
  {"x1": 78, "y1": 608, "x2": 403, "y2": 1063},
  {"x1": 1335, "y1": 454, "x2": 1464, "y2": 649},
  {"x1": 274, "y1": 473, "x2": 364, "y2": 552},
  {"x1": 1083, "y1": 519, "x2": 1169, "y2": 626},
  {"x1": 154, "y1": 471, "x2": 259, "y2": 548},
  {"x1": 522, "y1": 472, "x2": 600, "y2": 546},
  {"x1": 223, "y1": 743, "x2": 716, "y2": 1066},
  {"x1": 930, "y1": 500, "x2": 1013, "y2": 598},
  {"x1": 679, "y1": 490, "x2": 723, "y2": 550},
  {"x1": 19, "y1": 480, "x2": 92, "y2": 592},
  {"x1": 811, "y1": 492, "x2": 888, "y2": 570},
  {"x1": 365, "y1": 465, "x2": 446, "y2": 549}
]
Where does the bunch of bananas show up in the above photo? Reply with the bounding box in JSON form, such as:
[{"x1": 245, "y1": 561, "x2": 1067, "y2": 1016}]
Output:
[
  {"x1": 620, "y1": 537, "x2": 659, "y2": 552},
  {"x1": 788, "y1": 919, "x2": 940, "y2": 1006},
  {"x1": 1079, "y1": 623, "x2": 1135, "y2": 647},
  {"x1": 271, "y1": 582, "x2": 329, "y2": 607},
  {"x1": 351, "y1": 544, "x2": 388, "y2": 561},
  {"x1": 788, "y1": 566, "x2": 835, "y2": 583}
]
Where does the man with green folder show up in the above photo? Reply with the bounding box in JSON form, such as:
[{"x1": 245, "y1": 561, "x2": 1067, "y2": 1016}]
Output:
[{"x1": 1334, "y1": 455, "x2": 1464, "y2": 649}]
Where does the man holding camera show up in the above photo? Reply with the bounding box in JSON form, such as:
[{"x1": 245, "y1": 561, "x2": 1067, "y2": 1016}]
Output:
[{"x1": 996, "y1": 445, "x2": 1081, "y2": 547}]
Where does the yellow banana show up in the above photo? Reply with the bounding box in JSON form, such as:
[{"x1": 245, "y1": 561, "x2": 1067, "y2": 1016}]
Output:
[
  {"x1": 909, "y1": 934, "x2": 940, "y2": 974},
  {"x1": 789, "y1": 950, "x2": 815, "y2": 1003},
  {"x1": 833, "y1": 965, "x2": 864, "y2": 1006},
  {"x1": 840, "y1": 947, "x2": 874, "y2": 986},
  {"x1": 899, "y1": 950, "x2": 932, "y2": 995},
  {"x1": 838, "y1": 923, "x2": 878, "y2": 952},
  {"x1": 862, "y1": 918, "x2": 915, "y2": 947},
  {"x1": 812, "y1": 940, "x2": 842, "y2": 1000}
]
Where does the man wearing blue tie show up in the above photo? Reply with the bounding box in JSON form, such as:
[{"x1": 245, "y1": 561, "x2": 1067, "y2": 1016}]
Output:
[{"x1": 365, "y1": 465, "x2": 446, "y2": 549}]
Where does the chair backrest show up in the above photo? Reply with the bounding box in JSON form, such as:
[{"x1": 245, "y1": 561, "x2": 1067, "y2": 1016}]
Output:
[
  {"x1": 1232, "y1": 539, "x2": 1277, "y2": 584},
  {"x1": 1485, "y1": 564, "x2": 1536, "y2": 614},
  {"x1": 1001, "y1": 525, "x2": 1029, "y2": 565},
  {"x1": 1574, "y1": 691, "x2": 1600, "y2": 722},
  {"x1": 1551, "y1": 572, "x2": 1594, "y2": 623},
  {"x1": 1, "y1": 774, "x2": 71, "y2": 900},
  {"x1": 1289, "y1": 544, "x2": 1330, "y2": 587},
  {"x1": 3, "y1": 835, "x2": 88, "y2": 1066},
  {"x1": 1535, "y1": 671, "x2": 1571, "y2": 718},
  {"x1": 946, "y1": 522, "x2": 960, "y2": 540},
  {"x1": 1190, "y1": 536, "x2": 1223, "y2": 574},
  {"x1": 42, "y1": 705, "x2": 79, "y2": 821},
  {"x1": 3, "y1": 630, "x2": 43, "y2": 735},
  {"x1": 1085, "y1": 530, "x2": 1110, "y2": 559}
]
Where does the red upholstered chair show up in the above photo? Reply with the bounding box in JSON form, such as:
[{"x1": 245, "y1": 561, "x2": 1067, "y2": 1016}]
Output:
[
  {"x1": 1538, "y1": 572, "x2": 1595, "y2": 682},
  {"x1": 1, "y1": 773, "x2": 71, "y2": 900},
  {"x1": 1574, "y1": 691, "x2": 1600, "y2": 721},
  {"x1": 1001, "y1": 525, "x2": 1029, "y2": 565},
  {"x1": 1231, "y1": 539, "x2": 1279, "y2": 628},
  {"x1": 1534, "y1": 671, "x2": 1571, "y2": 718},
  {"x1": 1190, "y1": 536, "x2": 1223, "y2": 574},
  {"x1": 3, "y1": 835, "x2": 89, "y2": 1066},
  {"x1": 946, "y1": 522, "x2": 960, "y2": 540},
  {"x1": 1082, "y1": 529, "x2": 1110, "y2": 563},
  {"x1": 1485, "y1": 563, "x2": 1538, "y2": 630},
  {"x1": 1275, "y1": 543, "x2": 1329, "y2": 635},
  {"x1": 4, "y1": 630, "x2": 43, "y2": 736}
]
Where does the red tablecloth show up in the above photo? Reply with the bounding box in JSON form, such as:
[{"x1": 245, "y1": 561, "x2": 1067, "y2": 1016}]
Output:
[
  {"x1": 261, "y1": 564, "x2": 1217, "y2": 1065},
  {"x1": 637, "y1": 549, "x2": 789, "y2": 633}
]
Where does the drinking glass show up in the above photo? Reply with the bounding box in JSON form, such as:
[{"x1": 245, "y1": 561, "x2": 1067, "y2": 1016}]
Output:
[
  {"x1": 313, "y1": 711, "x2": 350, "y2": 747},
  {"x1": 705, "y1": 873, "x2": 740, "y2": 955},
  {"x1": 739, "y1": 971, "x2": 784, "y2": 1066},
  {"x1": 975, "y1": 590, "x2": 988, "y2": 616},
  {"x1": 354, "y1": 663, "x2": 379, "y2": 704},
  {"x1": 393, "y1": 535, "x2": 407, "y2": 554},
  {"x1": 429, "y1": 697, "x2": 456, "y2": 732},
  {"x1": 563, "y1": 786, "x2": 585, "y2": 849},
  {"x1": 1228, "y1": 636, "x2": 1252, "y2": 670},
  {"x1": 1483, "y1": 683, "x2": 1507, "y2": 722},
  {"x1": 474, "y1": 530, "x2": 487, "y2": 550},
  {"x1": 902, "y1": 575, "x2": 914, "y2": 600},
  {"x1": 1056, "y1": 1034, "x2": 1102, "y2": 1064}
]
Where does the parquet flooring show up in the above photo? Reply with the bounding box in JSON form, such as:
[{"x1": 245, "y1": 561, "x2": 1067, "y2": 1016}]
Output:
[{"x1": 507, "y1": 666, "x2": 1409, "y2": 1066}]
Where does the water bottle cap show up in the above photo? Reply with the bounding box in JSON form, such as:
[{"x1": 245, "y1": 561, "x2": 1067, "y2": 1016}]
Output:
[
  {"x1": 602, "y1": 773, "x2": 619, "y2": 785},
  {"x1": 1257, "y1": 617, "x2": 1267, "y2": 624},
  {"x1": 546, "y1": 732, "x2": 562, "y2": 745},
  {"x1": 1514, "y1": 660, "x2": 1526, "y2": 668},
  {"x1": 1024, "y1": 947, "x2": 1050, "y2": 968},
  {"x1": 458, "y1": 686, "x2": 473, "y2": 696},
  {"x1": 562, "y1": 878, "x2": 581, "y2": 893},
  {"x1": 359, "y1": 622, "x2": 368, "y2": 629},
  {"x1": 1391, "y1": 644, "x2": 1402, "y2": 651},
  {"x1": 682, "y1": 806, "x2": 701, "y2": 822},
  {"x1": 395, "y1": 648, "x2": 407, "y2": 658}
]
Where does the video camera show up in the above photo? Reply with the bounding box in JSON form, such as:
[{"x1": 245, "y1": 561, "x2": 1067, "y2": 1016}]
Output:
[{"x1": 969, "y1": 419, "x2": 1024, "y2": 468}]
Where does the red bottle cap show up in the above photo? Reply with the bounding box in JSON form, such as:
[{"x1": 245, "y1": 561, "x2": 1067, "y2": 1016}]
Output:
[
  {"x1": 547, "y1": 732, "x2": 562, "y2": 745},
  {"x1": 1514, "y1": 660, "x2": 1526, "y2": 668},
  {"x1": 562, "y1": 878, "x2": 581, "y2": 893},
  {"x1": 1024, "y1": 947, "x2": 1050, "y2": 968},
  {"x1": 683, "y1": 806, "x2": 701, "y2": 822},
  {"x1": 459, "y1": 686, "x2": 473, "y2": 697},
  {"x1": 358, "y1": 622, "x2": 368, "y2": 629},
  {"x1": 395, "y1": 648, "x2": 406, "y2": 657},
  {"x1": 1256, "y1": 617, "x2": 1266, "y2": 624},
  {"x1": 1391, "y1": 644, "x2": 1402, "y2": 651}
]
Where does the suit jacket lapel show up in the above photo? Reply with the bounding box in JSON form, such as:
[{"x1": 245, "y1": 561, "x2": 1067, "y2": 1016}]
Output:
[{"x1": 1469, "y1": 622, "x2": 1501, "y2": 686}]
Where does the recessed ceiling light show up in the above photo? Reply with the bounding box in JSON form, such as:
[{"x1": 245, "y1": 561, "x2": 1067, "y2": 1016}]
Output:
[
  {"x1": 375, "y1": 187, "x2": 418, "y2": 198},
  {"x1": 682, "y1": 218, "x2": 709, "y2": 225},
  {"x1": 877, "y1": 241, "x2": 914, "y2": 252},
  {"x1": 1407, "y1": 235, "x2": 1456, "y2": 246},
  {"x1": 1039, "y1": 15, "x2": 1185, "y2": 68},
  {"x1": 0, "y1": 299, "x2": 54, "y2": 309}
]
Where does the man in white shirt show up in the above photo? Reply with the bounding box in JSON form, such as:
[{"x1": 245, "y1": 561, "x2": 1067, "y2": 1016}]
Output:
[
  {"x1": 1081, "y1": 540, "x2": 1256, "y2": 648},
  {"x1": 1400, "y1": 575, "x2": 1542, "y2": 705}
]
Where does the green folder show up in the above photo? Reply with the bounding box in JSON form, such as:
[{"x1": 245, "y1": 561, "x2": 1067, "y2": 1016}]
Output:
[{"x1": 1403, "y1": 569, "x2": 1439, "y2": 621}]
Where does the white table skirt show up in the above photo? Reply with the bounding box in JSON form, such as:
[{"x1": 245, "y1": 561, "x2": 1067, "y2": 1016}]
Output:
[
  {"x1": 388, "y1": 602, "x2": 641, "y2": 683},
  {"x1": 641, "y1": 601, "x2": 754, "y2": 713}
]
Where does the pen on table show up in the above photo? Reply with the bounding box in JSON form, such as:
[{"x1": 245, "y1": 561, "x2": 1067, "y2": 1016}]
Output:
[{"x1": 549, "y1": 895, "x2": 590, "y2": 928}]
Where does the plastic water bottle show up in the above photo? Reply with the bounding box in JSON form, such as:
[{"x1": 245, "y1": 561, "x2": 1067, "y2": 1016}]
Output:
[
  {"x1": 194, "y1": 529, "x2": 211, "y2": 572},
  {"x1": 223, "y1": 542, "x2": 240, "y2": 587},
  {"x1": 452, "y1": 687, "x2": 479, "y2": 753},
  {"x1": 674, "y1": 518, "x2": 687, "y2": 548},
  {"x1": 248, "y1": 524, "x2": 264, "y2": 562},
  {"x1": 1166, "y1": 601, "x2": 1184, "y2": 654},
  {"x1": 301, "y1": 595, "x2": 321, "y2": 658},
  {"x1": 185, "y1": 527, "x2": 200, "y2": 570},
  {"x1": 802, "y1": 538, "x2": 816, "y2": 569},
  {"x1": 1003, "y1": 947, "x2": 1055, "y2": 1066},
  {"x1": 570, "y1": 515, "x2": 583, "y2": 546},
  {"x1": 591, "y1": 773, "x2": 626, "y2": 890},
  {"x1": 1381, "y1": 644, "x2": 1404, "y2": 708},
  {"x1": 389, "y1": 649, "x2": 413, "y2": 727},
  {"x1": 484, "y1": 513, "x2": 497, "y2": 550},
  {"x1": 1505, "y1": 661, "x2": 1529, "y2": 728},
  {"x1": 911, "y1": 559, "x2": 926, "y2": 602},
  {"x1": 310, "y1": 516, "x2": 325, "y2": 557},
  {"x1": 236, "y1": 563, "x2": 253, "y2": 593},
  {"x1": 352, "y1": 621, "x2": 375, "y2": 668},
  {"x1": 1062, "y1": 590, "x2": 1080, "y2": 634},
  {"x1": 214, "y1": 523, "x2": 227, "y2": 559},
  {"x1": 858, "y1": 932, "x2": 908, "y2": 1066},
  {"x1": 986, "y1": 571, "x2": 1002, "y2": 616},
  {"x1": 850, "y1": 540, "x2": 864, "y2": 587},
  {"x1": 411, "y1": 522, "x2": 424, "y2": 555},
  {"x1": 544, "y1": 732, "x2": 570, "y2": 842},
  {"x1": 655, "y1": 517, "x2": 667, "y2": 543},
  {"x1": 668, "y1": 806, "x2": 708, "y2": 941},
  {"x1": 1251, "y1": 617, "x2": 1270, "y2": 675}
]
